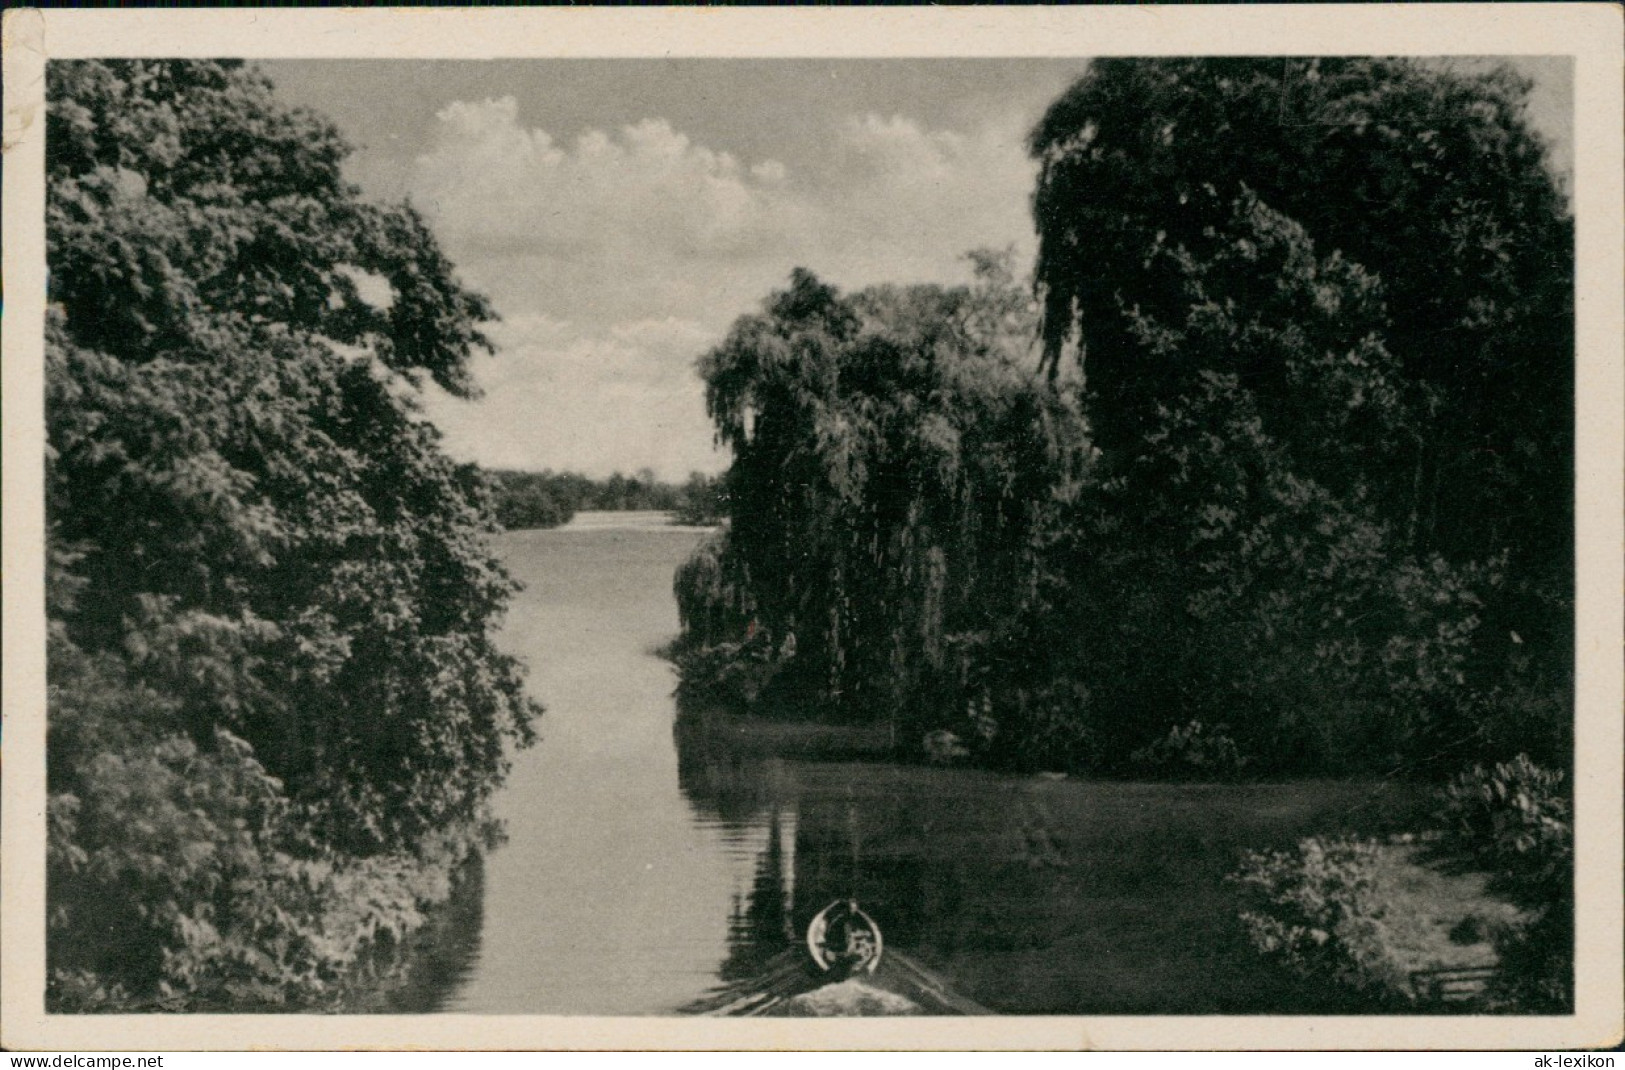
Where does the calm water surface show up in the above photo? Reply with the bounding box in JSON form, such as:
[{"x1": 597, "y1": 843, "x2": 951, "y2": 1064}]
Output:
[
  {"x1": 436, "y1": 512, "x2": 769, "y2": 1014},
  {"x1": 409, "y1": 511, "x2": 1421, "y2": 1015}
]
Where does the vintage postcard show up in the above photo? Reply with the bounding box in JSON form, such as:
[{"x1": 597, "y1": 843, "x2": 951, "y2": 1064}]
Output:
[{"x1": 3, "y1": 5, "x2": 1620, "y2": 1052}]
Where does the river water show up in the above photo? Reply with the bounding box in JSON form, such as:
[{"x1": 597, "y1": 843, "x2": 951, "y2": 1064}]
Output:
[
  {"x1": 402, "y1": 511, "x2": 1421, "y2": 1016},
  {"x1": 431, "y1": 512, "x2": 763, "y2": 1014}
]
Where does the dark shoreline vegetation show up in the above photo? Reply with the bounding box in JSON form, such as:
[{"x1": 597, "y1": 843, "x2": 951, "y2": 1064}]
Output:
[
  {"x1": 46, "y1": 57, "x2": 1573, "y2": 1015},
  {"x1": 669, "y1": 59, "x2": 1573, "y2": 1012},
  {"x1": 486, "y1": 468, "x2": 725, "y2": 531}
]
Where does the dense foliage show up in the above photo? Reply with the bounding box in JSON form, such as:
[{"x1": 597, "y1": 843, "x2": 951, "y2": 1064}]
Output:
[
  {"x1": 1231, "y1": 754, "x2": 1572, "y2": 1013},
  {"x1": 485, "y1": 468, "x2": 723, "y2": 530},
  {"x1": 1232, "y1": 837, "x2": 1409, "y2": 1007},
  {"x1": 678, "y1": 259, "x2": 1090, "y2": 751},
  {"x1": 670, "y1": 59, "x2": 1572, "y2": 1011},
  {"x1": 1435, "y1": 756, "x2": 1572, "y2": 1010},
  {"x1": 1050, "y1": 68, "x2": 1576, "y2": 1007},
  {"x1": 486, "y1": 470, "x2": 578, "y2": 530},
  {"x1": 45, "y1": 60, "x2": 538, "y2": 1009},
  {"x1": 1025, "y1": 58, "x2": 1573, "y2": 775},
  {"x1": 671, "y1": 471, "x2": 729, "y2": 527},
  {"x1": 678, "y1": 60, "x2": 1570, "y2": 782}
]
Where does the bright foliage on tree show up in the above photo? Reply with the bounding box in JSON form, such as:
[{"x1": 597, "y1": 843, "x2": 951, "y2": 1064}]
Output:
[{"x1": 45, "y1": 60, "x2": 538, "y2": 1009}]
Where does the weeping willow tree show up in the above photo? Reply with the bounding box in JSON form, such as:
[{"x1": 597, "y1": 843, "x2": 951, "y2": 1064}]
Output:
[{"x1": 680, "y1": 257, "x2": 1091, "y2": 754}]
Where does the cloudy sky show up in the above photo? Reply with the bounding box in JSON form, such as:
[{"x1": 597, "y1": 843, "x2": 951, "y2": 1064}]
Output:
[{"x1": 264, "y1": 58, "x2": 1571, "y2": 481}]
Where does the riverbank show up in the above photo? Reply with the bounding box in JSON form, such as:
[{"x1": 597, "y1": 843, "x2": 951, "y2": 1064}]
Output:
[
  {"x1": 675, "y1": 703, "x2": 897, "y2": 762},
  {"x1": 674, "y1": 705, "x2": 1518, "y2": 1014}
]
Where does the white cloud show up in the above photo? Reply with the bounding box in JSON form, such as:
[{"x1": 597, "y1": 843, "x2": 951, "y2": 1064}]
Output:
[
  {"x1": 407, "y1": 98, "x2": 1041, "y2": 474},
  {"x1": 413, "y1": 99, "x2": 789, "y2": 266},
  {"x1": 816, "y1": 112, "x2": 1038, "y2": 285},
  {"x1": 420, "y1": 315, "x2": 727, "y2": 481}
]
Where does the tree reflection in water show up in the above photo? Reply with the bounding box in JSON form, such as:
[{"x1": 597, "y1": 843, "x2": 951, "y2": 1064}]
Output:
[
  {"x1": 671, "y1": 705, "x2": 937, "y2": 990},
  {"x1": 359, "y1": 853, "x2": 487, "y2": 1013},
  {"x1": 672, "y1": 706, "x2": 799, "y2": 984},
  {"x1": 671, "y1": 705, "x2": 999, "y2": 1016}
]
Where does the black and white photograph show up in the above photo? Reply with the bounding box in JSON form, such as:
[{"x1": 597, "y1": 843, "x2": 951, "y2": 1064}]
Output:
[{"x1": 2, "y1": 6, "x2": 1620, "y2": 1053}]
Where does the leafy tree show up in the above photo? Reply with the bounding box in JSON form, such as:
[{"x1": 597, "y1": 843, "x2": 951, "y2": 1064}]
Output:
[
  {"x1": 45, "y1": 60, "x2": 538, "y2": 1007},
  {"x1": 486, "y1": 470, "x2": 576, "y2": 530},
  {"x1": 1032, "y1": 59, "x2": 1570, "y2": 541},
  {"x1": 684, "y1": 258, "x2": 1091, "y2": 751},
  {"x1": 673, "y1": 471, "x2": 728, "y2": 526},
  {"x1": 1028, "y1": 59, "x2": 1572, "y2": 772}
]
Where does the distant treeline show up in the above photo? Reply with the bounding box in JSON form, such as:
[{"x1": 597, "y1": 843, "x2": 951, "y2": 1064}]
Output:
[{"x1": 487, "y1": 469, "x2": 726, "y2": 530}]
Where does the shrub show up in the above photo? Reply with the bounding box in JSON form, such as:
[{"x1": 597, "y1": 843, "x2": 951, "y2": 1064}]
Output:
[
  {"x1": 1131, "y1": 720, "x2": 1250, "y2": 780},
  {"x1": 981, "y1": 680, "x2": 1102, "y2": 774},
  {"x1": 671, "y1": 640, "x2": 781, "y2": 712},
  {"x1": 1231, "y1": 837, "x2": 1411, "y2": 1005},
  {"x1": 1481, "y1": 906, "x2": 1572, "y2": 1014},
  {"x1": 1435, "y1": 754, "x2": 1570, "y2": 904},
  {"x1": 1434, "y1": 755, "x2": 1572, "y2": 1011}
]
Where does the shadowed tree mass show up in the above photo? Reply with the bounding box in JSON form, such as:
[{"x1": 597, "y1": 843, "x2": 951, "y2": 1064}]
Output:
[{"x1": 45, "y1": 60, "x2": 538, "y2": 1010}]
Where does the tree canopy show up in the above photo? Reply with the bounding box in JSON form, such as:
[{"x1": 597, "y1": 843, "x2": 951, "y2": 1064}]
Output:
[
  {"x1": 680, "y1": 258, "x2": 1092, "y2": 757},
  {"x1": 667, "y1": 58, "x2": 1573, "y2": 1011},
  {"x1": 1031, "y1": 57, "x2": 1572, "y2": 576},
  {"x1": 1025, "y1": 58, "x2": 1573, "y2": 773},
  {"x1": 45, "y1": 60, "x2": 538, "y2": 1009},
  {"x1": 679, "y1": 58, "x2": 1572, "y2": 783}
]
